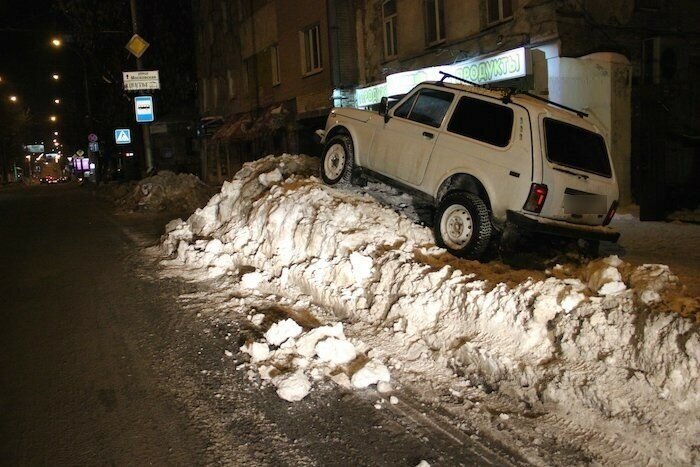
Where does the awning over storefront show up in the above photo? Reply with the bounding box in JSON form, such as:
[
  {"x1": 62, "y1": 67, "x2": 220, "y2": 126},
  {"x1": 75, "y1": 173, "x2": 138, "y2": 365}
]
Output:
[
  {"x1": 213, "y1": 104, "x2": 291, "y2": 141},
  {"x1": 197, "y1": 116, "x2": 224, "y2": 138}
]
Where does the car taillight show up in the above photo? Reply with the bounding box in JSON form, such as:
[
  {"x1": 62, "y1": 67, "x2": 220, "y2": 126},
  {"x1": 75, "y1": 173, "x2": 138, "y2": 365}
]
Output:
[
  {"x1": 603, "y1": 200, "x2": 618, "y2": 226},
  {"x1": 523, "y1": 183, "x2": 548, "y2": 213}
]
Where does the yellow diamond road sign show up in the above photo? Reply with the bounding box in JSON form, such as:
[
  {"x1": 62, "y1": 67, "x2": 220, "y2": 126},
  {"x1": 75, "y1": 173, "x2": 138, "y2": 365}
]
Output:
[{"x1": 125, "y1": 34, "x2": 150, "y2": 58}]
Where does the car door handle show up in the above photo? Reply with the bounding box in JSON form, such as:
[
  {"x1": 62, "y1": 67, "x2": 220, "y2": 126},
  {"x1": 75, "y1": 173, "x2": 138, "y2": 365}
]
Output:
[{"x1": 422, "y1": 131, "x2": 434, "y2": 139}]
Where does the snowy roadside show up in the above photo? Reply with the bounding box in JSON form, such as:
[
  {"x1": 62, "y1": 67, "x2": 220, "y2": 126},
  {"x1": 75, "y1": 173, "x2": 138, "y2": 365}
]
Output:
[
  {"x1": 98, "y1": 170, "x2": 212, "y2": 213},
  {"x1": 604, "y1": 208, "x2": 700, "y2": 297},
  {"x1": 156, "y1": 154, "x2": 699, "y2": 465}
]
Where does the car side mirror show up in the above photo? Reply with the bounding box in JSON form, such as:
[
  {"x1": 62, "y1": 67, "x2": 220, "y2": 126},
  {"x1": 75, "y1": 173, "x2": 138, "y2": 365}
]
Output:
[{"x1": 379, "y1": 97, "x2": 391, "y2": 123}]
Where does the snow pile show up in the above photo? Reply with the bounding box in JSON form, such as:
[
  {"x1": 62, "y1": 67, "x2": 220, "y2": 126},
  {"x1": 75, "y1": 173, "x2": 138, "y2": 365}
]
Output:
[
  {"x1": 161, "y1": 154, "x2": 699, "y2": 463},
  {"x1": 108, "y1": 171, "x2": 211, "y2": 213},
  {"x1": 241, "y1": 318, "x2": 389, "y2": 402}
]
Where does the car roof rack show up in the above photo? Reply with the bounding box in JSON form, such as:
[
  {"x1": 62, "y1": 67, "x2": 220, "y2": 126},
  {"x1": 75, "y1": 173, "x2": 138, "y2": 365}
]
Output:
[{"x1": 437, "y1": 71, "x2": 588, "y2": 118}]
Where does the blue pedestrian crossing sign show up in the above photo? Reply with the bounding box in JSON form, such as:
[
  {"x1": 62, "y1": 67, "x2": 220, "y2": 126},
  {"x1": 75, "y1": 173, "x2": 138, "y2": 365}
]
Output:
[
  {"x1": 114, "y1": 128, "x2": 132, "y2": 144},
  {"x1": 134, "y1": 95, "x2": 155, "y2": 123}
]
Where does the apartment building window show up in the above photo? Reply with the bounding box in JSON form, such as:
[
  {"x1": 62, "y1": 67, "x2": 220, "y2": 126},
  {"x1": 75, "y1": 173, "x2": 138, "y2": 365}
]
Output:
[
  {"x1": 300, "y1": 24, "x2": 322, "y2": 75},
  {"x1": 383, "y1": 0, "x2": 398, "y2": 59},
  {"x1": 271, "y1": 45, "x2": 281, "y2": 85},
  {"x1": 212, "y1": 77, "x2": 219, "y2": 108},
  {"x1": 243, "y1": 59, "x2": 251, "y2": 96},
  {"x1": 201, "y1": 78, "x2": 208, "y2": 111},
  {"x1": 424, "y1": 0, "x2": 445, "y2": 46},
  {"x1": 487, "y1": 0, "x2": 513, "y2": 24},
  {"x1": 227, "y1": 70, "x2": 236, "y2": 99}
]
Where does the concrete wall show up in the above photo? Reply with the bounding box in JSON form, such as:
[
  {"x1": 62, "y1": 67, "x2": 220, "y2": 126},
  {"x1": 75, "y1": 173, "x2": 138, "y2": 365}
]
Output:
[{"x1": 548, "y1": 53, "x2": 632, "y2": 204}]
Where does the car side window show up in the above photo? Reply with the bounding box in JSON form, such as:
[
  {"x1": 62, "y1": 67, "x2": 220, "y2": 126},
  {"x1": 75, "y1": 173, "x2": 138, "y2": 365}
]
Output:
[
  {"x1": 406, "y1": 89, "x2": 454, "y2": 128},
  {"x1": 393, "y1": 93, "x2": 417, "y2": 119},
  {"x1": 447, "y1": 96, "x2": 514, "y2": 147}
]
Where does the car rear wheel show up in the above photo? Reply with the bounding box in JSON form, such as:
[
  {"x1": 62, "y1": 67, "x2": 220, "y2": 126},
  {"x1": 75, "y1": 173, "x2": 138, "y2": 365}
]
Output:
[
  {"x1": 435, "y1": 192, "x2": 492, "y2": 259},
  {"x1": 321, "y1": 135, "x2": 354, "y2": 185}
]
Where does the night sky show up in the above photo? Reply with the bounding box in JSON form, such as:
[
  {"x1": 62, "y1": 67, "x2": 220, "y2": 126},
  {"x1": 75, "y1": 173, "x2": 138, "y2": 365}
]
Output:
[
  {"x1": 2, "y1": 1, "x2": 72, "y2": 144},
  {"x1": 1, "y1": 1, "x2": 194, "y2": 153}
]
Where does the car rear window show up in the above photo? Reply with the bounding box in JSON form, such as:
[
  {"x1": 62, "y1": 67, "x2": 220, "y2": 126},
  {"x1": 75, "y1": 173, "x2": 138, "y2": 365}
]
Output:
[
  {"x1": 544, "y1": 118, "x2": 612, "y2": 178},
  {"x1": 447, "y1": 96, "x2": 513, "y2": 147}
]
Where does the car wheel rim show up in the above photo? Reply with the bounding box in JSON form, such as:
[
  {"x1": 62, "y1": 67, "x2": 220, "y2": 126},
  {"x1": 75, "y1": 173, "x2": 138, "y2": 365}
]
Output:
[
  {"x1": 324, "y1": 144, "x2": 346, "y2": 180},
  {"x1": 440, "y1": 204, "x2": 474, "y2": 249}
]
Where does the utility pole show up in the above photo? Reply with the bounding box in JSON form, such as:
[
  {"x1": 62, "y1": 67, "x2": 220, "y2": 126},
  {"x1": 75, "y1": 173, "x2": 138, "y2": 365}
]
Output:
[{"x1": 129, "y1": 0, "x2": 154, "y2": 174}]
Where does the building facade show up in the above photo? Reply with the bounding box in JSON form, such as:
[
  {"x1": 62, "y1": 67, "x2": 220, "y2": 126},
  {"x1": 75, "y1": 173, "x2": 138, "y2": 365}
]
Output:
[
  {"x1": 194, "y1": 0, "x2": 699, "y2": 219},
  {"x1": 194, "y1": 0, "x2": 358, "y2": 183}
]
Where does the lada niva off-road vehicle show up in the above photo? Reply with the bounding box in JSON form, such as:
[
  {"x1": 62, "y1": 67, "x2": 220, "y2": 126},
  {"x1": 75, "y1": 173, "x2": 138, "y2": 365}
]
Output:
[{"x1": 319, "y1": 72, "x2": 620, "y2": 259}]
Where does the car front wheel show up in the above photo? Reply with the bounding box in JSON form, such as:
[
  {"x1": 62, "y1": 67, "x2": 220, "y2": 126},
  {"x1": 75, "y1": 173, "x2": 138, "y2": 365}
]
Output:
[
  {"x1": 321, "y1": 135, "x2": 354, "y2": 185},
  {"x1": 435, "y1": 192, "x2": 492, "y2": 259}
]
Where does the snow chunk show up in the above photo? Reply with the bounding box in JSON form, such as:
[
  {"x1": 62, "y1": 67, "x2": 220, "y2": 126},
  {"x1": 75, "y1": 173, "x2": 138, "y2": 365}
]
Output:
[
  {"x1": 349, "y1": 252, "x2": 374, "y2": 283},
  {"x1": 295, "y1": 323, "x2": 345, "y2": 358},
  {"x1": 351, "y1": 360, "x2": 391, "y2": 389},
  {"x1": 241, "y1": 271, "x2": 264, "y2": 289},
  {"x1": 250, "y1": 313, "x2": 266, "y2": 326},
  {"x1": 265, "y1": 319, "x2": 303, "y2": 346},
  {"x1": 240, "y1": 341, "x2": 270, "y2": 363},
  {"x1": 315, "y1": 338, "x2": 357, "y2": 365},
  {"x1": 258, "y1": 168, "x2": 283, "y2": 187},
  {"x1": 274, "y1": 371, "x2": 311, "y2": 402}
]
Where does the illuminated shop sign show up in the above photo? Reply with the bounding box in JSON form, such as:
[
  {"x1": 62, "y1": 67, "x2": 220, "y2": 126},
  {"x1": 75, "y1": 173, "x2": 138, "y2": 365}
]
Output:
[
  {"x1": 451, "y1": 47, "x2": 527, "y2": 85},
  {"x1": 356, "y1": 83, "x2": 388, "y2": 108},
  {"x1": 354, "y1": 47, "x2": 529, "y2": 107}
]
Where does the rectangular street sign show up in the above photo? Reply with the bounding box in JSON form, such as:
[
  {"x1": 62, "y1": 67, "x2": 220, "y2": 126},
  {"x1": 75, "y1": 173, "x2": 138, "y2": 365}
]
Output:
[
  {"x1": 25, "y1": 144, "x2": 45, "y2": 153},
  {"x1": 114, "y1": 128, "x2": 132, "y2": 144},
  {"x1": 123, "y1": 70, "x2": 160, "y2": 91},
  {"x1": 134, "y1": 96, "x2": 155, "y2": 123}
]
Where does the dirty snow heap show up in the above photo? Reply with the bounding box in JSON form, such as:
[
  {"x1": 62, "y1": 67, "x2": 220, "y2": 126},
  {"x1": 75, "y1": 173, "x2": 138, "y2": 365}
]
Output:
[
  {"x1": 106, "y1": 170, "x2": 210, "y2": 213},
  {"x1": 161, "y1": 154, "x2": 699, "y2": 465}
]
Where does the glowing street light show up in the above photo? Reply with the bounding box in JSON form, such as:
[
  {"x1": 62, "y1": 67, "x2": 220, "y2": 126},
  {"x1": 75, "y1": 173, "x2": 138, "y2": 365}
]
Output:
[
  {"x1": 51, "y1": 38, "x2": 62, "y2": 47},
  {"x1": 52, "y1": 74, "x2": 60, "y2": 81},
  {"x1": 50, "y1": 115, "x2": 57, "y2": 122},
  {"x1": 9, "y1": 95, "x2": 18, "y2": 102},
  {"x1": 54, "y1": 131, "x2": 59, "y2": 136},
  {"x1": 54, "y1": 98, "x2": 61, "y2": 104}
]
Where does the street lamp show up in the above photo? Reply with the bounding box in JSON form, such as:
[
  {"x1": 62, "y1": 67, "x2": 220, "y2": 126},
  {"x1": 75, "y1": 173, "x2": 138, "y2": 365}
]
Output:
[
  {"x1": 9, "y1": 95, "x2": 18, "y2": 102},
  {"x1": 54, "y1": 131, "x2": 59, "y2": 136},
  {"x1": 50, "y1": 115, "x2": 57, "y2": 122},
  {"x1": 52, "y1": 74, "x2": 60, "y2": 81},
  {"x1": 50, "y1": 37, "x2": 91, "y2": 123},
  {"x1": 54, "y1": 98, "x2": 60, "y2": 104}
]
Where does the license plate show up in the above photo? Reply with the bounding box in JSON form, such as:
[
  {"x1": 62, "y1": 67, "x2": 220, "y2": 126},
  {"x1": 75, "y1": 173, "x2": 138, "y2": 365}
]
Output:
[{"x1": 564, "y1": 194, "x2": 606, "y2": 214}]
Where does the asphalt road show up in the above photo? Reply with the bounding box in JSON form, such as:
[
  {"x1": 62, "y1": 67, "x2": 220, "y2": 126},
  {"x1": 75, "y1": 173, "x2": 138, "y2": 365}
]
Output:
[
  {"x1": 0, "y1": 183, "x2": 523, "y2": 466},
  {"x1": 0, "y1": 183, "x2": 210, "y2": 465}
]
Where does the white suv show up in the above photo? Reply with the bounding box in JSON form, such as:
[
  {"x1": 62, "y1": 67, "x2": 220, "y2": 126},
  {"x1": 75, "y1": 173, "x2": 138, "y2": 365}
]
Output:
[{"x1": 320, "y1": 75, "x2": 620, "y2": 258}]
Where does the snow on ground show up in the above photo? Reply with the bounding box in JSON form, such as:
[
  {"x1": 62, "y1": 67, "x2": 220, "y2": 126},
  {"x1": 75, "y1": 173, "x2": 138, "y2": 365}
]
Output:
[
  {"x1": 101, "y1": 170, "x2": 211, "y2": 213},
  {"x1": 158, "y1": 154, "x2": 699, "y2": 465},
  {"x1": 603, "y1": 207, "x2": 700, "y2": 298},
  {"x1": 668, "y1": 207, "x2": 700, "y2": 224}
]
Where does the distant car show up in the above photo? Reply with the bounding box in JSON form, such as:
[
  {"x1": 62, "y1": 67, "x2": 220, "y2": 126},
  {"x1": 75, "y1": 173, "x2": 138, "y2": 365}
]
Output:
[
  {"x1": 40, "y1": 176, "x2": 58, "y2": 184},
  {"x1": 319, "y1": 75, "x2": 620, "y2": 258}
]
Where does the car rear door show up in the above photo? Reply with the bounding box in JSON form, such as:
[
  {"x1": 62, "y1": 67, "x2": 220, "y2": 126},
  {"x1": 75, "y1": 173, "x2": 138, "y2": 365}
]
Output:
[{"x1": 538, "y1": 117, "x2": 618, "y2": 225}]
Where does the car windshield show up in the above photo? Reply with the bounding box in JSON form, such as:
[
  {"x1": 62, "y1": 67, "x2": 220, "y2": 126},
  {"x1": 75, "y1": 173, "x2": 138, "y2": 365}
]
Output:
[{"x1": 544, "y1": 118, "x2": 612, "y2": 178}]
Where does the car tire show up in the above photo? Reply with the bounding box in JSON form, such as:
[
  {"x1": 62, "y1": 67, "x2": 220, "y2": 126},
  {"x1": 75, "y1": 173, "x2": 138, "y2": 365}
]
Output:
[
  {"x1": 435, "y1": 192, "x2": 492, "y2": 259},
  {"x1": 321, "y1": 135, "x2": 354, "y2": 186}
]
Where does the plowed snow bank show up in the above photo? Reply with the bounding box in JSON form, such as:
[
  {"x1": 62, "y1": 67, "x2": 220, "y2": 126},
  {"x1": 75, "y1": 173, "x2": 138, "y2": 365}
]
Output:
[
  {"x1": 104, "y1": 171, "x2": 210, "y2": 213},
  {"x1": 161, "y1": 154, "x2": 699, "y2": 464}
]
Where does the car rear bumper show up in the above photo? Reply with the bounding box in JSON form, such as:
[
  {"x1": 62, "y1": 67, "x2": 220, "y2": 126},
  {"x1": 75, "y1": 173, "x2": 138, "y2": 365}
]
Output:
[{"x1": 506, "y1": 210, "x2": 620, "y2": 243}]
